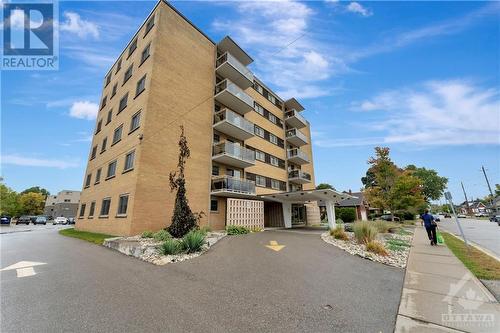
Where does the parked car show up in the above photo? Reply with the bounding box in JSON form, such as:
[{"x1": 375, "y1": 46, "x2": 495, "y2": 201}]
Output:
[
  {"x1": 17, "y1": 216, "x2": 32, "y2": 225},
  {"x1": 379, "y1": 214, "x2": 401, "y2": 222},
  {"x1": 34, "y1": 216, "x2": 47, "y2": 225},
  {"x1": 443, "y1": 213, "x2": 452, "y2": 218},
  {"x1": 489, "y1": 215, "x2": 500, "y2": 223},
  {"x1": 432, "y1": 214, "x2": 441, "y2": 222},
  {"x1": 474, "y1": 212, "x2": 488, "y2": 217},
  {"x1": 53, "y1": 217, "x2": 68, "y2": 225},
  {"x1": 67, "y1": 217, "x2": 75, "y2": 225},
  {"x1": 0, "y1": 215, "x2": 11, "y2": 225},
  {"x1": 457, "y1": 214, "x2": 467, "y2": 218}
]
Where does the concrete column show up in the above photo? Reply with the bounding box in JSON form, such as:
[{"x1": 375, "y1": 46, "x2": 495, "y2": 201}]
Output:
[
  {"x1": 282, "y1": 202, "x2": 292, "y2": 228},
  {"x1": 325, "y1": 201, "x2": 336, "y2": 230}
]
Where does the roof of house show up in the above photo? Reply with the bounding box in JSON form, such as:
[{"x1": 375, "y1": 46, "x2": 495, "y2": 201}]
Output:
[{"x1": 337, "y1": 191, "x2": 365, "y2": 207}]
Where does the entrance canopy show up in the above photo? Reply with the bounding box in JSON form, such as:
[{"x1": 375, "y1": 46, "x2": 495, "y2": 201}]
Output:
[{"x1": 260, "y1": 189, "x2": 357, "y2": 229}]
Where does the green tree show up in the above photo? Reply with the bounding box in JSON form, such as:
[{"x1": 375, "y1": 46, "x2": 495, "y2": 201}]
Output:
[
  {"x1": 389, "y1": 171, "x2": 426, "y2": 214},
  {"x1": 19, "y1": 192, "x2": 45, "y2": 215},
  {"x1": 335, "y1": 207, "x2": 356, "y2": 223},
  {"x1": 21, "y1": 186, "x2": 50, "y2": 198},
  {"x1": 316, "y1": 183, "x2": 334, "y2": 190},
  {"x1": 0, "y1": 184, "x2": 21, "y2": 216},
  {"x1": 168, "y1": 126, "x2": 204, "y2": 238},
  {"x1": 495, "y1": 184, "x2": 500, "y2": 197},
  {"x1": 406, "y1": 166, "x2": 448, "y2": 202}
]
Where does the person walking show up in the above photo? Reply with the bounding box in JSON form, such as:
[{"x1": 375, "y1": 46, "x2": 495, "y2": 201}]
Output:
[{"x1": 421, "y1": 210, "x2": 437, "y2": 245}]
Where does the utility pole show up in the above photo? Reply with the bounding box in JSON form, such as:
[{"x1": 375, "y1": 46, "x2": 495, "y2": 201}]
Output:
[
  {"x1": 481, "y1": 166, "x2": 494, "y2": 207},
  {"x1": 461, "y1": 182, "x2": 470, "y2": 215},
  {"x1": 445, "y1": 192, "x2": 469, "y2": 252}
]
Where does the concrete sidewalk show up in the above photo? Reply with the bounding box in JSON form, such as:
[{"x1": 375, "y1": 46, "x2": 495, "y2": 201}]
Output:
[{"x1": 395, "y1": 226, "x2": 500, "y2": 332}]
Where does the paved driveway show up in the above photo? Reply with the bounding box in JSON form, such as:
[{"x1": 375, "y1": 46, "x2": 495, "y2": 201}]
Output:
[
  {"x1": 1, "y1": 226, "x2": 403, "y2": 332},
  {"x1": 438, "y1": 217, "x2": 500, "y2": 258}
]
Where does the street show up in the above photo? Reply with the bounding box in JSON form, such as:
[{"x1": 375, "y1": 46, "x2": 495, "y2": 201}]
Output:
[
  {"x1": 438, "y1": 217, "x2": 500, "y2": 258},
  {"x1": 1, "y1": 225, "x2": 403, "y2": 333}
]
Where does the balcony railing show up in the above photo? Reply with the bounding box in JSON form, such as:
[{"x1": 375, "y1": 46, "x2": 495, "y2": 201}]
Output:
[
  {"x1": 285, "y1": 109, "x2": 307, "y2": 129},
  {"x1": 212, "y1": 141, "x2": 255, "y2": 168},
  {"x1": 214, "y1": 79, "x2": 254, "y2": 115},
  {"x1": 211, "y1": 176, "x2": 256, "y2": 195},
  {"x1": 213, "y1": 109, "x2": 254, "y2": 140},
  {"x1": 288, "y1": 170, "x2": 311, "y2": 183},
  {"x1": 287, "y1": 148, "x2": 309, "y2": 164},
  {"x1": 216, "y1": 52, "x2": 254, "y2": 85},
  {"x1": 286, "y1": 128, "x2": 308, "y2": 146}
]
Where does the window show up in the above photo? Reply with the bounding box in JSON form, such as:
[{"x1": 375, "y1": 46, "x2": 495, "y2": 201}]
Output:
[
  {"x1": 79, "y1": 204, "x2": 86, "y2": 217},
  {"x1": 213, "y1": 133, "x2": 220, "y2": 143},
  {"x1": 124, "y1": 151, "x2": 135, "y2": 171},
  {"x1": 107, "y1": 160, "x2": 117, "y2": 178},
  {"x1": 117, "y1": 194, "x2": 129, "y2": 215},
  {"x1": 144, "y1": 15, "x2": 155, "y2": 36},
  {"x1": 254, "y1": 103, "x2": 264, "y2": 116},
  {"x1": 95, "y1": 119, "x2": 102, "y2": 134},
  {"x1": 130, "y1": 111, "x2": 141, "y2": 133},
  {"x1": 101, "y1": 137, "x2": 107, "y2": 153},
  {"x1": 210, "y1": 199, "x2": 218, "y2": 212},
  {"x1": 100, "y1": 96, "x2": 107, "y2": 110},
  {"x1": 254, "y1": 126, "x2": 264, "y2": 138},
  {"x1": 95, "y1": 168, "x2": 102, "y2": 184},
  {"x1": 256, "y1": 175, "x2": 266, "y2": 187},
  {"x1": 135, "y1": 75, "x2": 146, "y2": 97},
  {"x1": 271, "y1": 179, "x2": 280, "y2": 190},
  {"x1": 85, "y1": 174, "x2": 91, "y2": 188},
  {"x1": 270, "y1": 156, "x2": 279, "y2": 167},
  {"x1": 268, "y1": 113, "x2": 277, "y2": 124},
  {"x1": 212, "y1": 165, "x2": 219, "y2": 176},
  {"x1": 123, "y1": 65, "x2": 133, "y2": 84},
  {"x1": 140, "y1": 43, "x2": 151, "y2": 64},
  {"x1": 90, "y1": 145, "x2": 97, "y2": 160},
  {"x1": 111, "y1": 84, "x2": 117, "y2": 99},
  {"x1": 128, "y1": 38, "x2": 137, "y2": 58},
  {"x1": 268, "y1": 94, "x2": 276, "y2": 104},
  {"x1": 118, "y1": 93, "x2": 128, "y2": 112},
  {"x1": 255, "y1": 150, "x2": 265, "y2": 161},
  {"x1": 112, "y1": 125, "x2": 123, "y2": 145},
  {"x1": 105, "y1": 73, "x2": 111, "y2": 87},
  {"x1": 269, "y1": 134, "x2": 278, "y2": 145},
  {"x1": 106, "y1": 110, "x2": 112, "y2": 124},
  {"x1": 100, "y1": 198, "x2": 111, "y2": 216},
  {"x1": 64, "y1": 199, "x2": 70, "y2": 202},
  {"x1": 88, "y1": 202, "x2": 96, "y2": 217},
  {"x1": 115, "y1": 58, "x2": 122, "y2": 73},
  {"x1": 255, "y1": 82, "x2": 263, "y2": 94}
]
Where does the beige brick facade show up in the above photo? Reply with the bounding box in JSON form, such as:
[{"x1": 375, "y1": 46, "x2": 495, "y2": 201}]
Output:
[{"x1": 76, "y1": 1, "x2": 317, "y2": 236}]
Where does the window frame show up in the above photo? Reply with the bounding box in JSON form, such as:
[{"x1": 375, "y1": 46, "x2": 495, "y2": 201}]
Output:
[
  {"x1": 117, "y1": 194, "x2": 129, "y2": 216},
  {"x1": 140, "y1": 43, "x2": 151, "y2": 65},
  {"x1": 88, "y1": 201, "x2": 96, "y2": 218},
  {"x1": 112, "y1": 124, "x2": 123, "y2": 146},
  {"x1": 79, "y1": 203, "x2": 86, "y2": 218},
  {"x1": 124, "y1": 150, "x2": 135, "y2": 172},
  {"x1": 100, "y1": 137, "x2": 107, "y2": 153},
  {"x1": 84, "y1": 173, "x2": 92, "y2": 188},
  {"x1": 129, "y1": 111, "x2": 141, "y2": 133},
  {"x1": 128, "y1": 38, "x2": 138, "y2": 59},
  {"x1": 95, "y1": 168, "x2": 102, "y2": 184},
  {"x1": 123, "y1": 64, "x2": 133, "y2": 85},
  {"x1": 106, "y1": 160, "x2": 117, "y2": 179},
  {"x1": 135, "y1": 74, "x2": 147, "y2": 97},
  {"x1": 144, "y1": 15, "x2": 155, "y2": 37},
  {"x1": 210, "y1": 198, "x2": 218, "y2": 212},
  {"x1": 100, "y1": 197, "x2": 111, "y2": 217},
  {"x1": 118, "y1": 93, "x2": 128, "y2": 113}
]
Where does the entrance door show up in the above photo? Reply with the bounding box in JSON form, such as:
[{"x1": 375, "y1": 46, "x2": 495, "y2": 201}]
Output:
[{"x1": 291, "y1": 204, "x2": 306, "y2": 225}]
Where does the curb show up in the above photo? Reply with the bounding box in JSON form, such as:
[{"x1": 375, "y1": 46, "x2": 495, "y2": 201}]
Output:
[{"x1": 444, "y1": 231, "x2": 500, "y2": 262}]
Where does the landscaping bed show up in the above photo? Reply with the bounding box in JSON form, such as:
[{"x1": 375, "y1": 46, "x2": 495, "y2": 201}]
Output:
[
  {"x1": 59, "y1": 228, "x2": 116, "y2": 245},
  {"x1": 321, "y1": 221, "x2": 414, "y2": 268}
]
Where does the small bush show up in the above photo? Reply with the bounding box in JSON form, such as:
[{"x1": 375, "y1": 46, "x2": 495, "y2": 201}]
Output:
[
  {"x1": 373, "y1": 221, "x2": 390, "y2": 233},
  {"x1": 141, "y1": 230, "x2": 154, "y2": 238},
  {"x1": 366, "y1": 241, "x2": 388, "y2": 256},
  {"x1": 160, "y1": 238, "x2": 183, "y2": 255},
  {"x1": 330, "y1": 226, "x2": 349, "y2": 241},
  {"x1": 198, "y1": 225, "x2": 212, "y2": 236},
  {"x1": 153, "y1": 229, "x2": 172, "y2": 241},
  {"x1": 336, "y1": 207, "x2": 356, "y2": 223},
  {"x1": 182, "y1": 230, "x2": 206, "y2": 253},
  {"x1": 250, "y1": 226, "x2": 263, "y2": 232},
  {"x1": 353, "y1": 221, "x2": 378, "y2": 244},
  {"x1": 335, "y1": 218, "x2": 344, "y2": 224},
  {"x1": 226, "y1": 225, "x2": 250, "y2": 235}
]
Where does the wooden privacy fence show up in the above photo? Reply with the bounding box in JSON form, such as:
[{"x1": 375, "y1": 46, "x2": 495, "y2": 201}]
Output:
[{"x1": 226, "y1": 198, "x2": 264, "y2": 229}]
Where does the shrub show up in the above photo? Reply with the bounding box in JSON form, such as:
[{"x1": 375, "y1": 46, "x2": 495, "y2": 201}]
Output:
[
  {"x1": 226, "y1": 225, "x2": 250, "y2": 235},
  {"x1": 153, "y1": 229, "x2": 172, "y2": 241},
  {"x1": 141, "y1": 230, "x2": 154, "y2": 238},
  {"x1": 373, "y1": 221, "x2": 390, "y2": 233},
  {"x1": 182, "y1": 230, "x2": 206, "y2": 253},
  {"x1": 330, "y1": 226, "x2": 349, "y2": 241},
  {"x1": 336, "y1": 207, "x2": 356, "y2": 223},
  {"x1": 344, "y1": 223, "x2": 354, "y2": 232},
  {"x1": 250, "y1": 226, "x2": 263, "y2": 232},
  {"x1": 160, "y1": 238, "x2": 183, "y2": 255},
  {"x1": 335, "y1": 218, "x2": 344, "y2": 224},
  {"x1": 366, "y1": 241, "x2": 388, "y2": 256},
  {"x1": 353, "y1": 221, "x2": 378, "y2": 244},
  {"x1": 198, "y1": 225, "x2": 212, "y2": 236}
]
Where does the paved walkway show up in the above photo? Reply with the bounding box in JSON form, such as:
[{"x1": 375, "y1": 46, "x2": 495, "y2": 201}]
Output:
[{"x1": 396, "y1": 227, "x2": 500, "y2": 332}]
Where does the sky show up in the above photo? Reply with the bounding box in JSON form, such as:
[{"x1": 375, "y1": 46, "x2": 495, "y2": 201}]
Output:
[{"x1": 2, "y1": 0, "x2": 499, "y2": 204}]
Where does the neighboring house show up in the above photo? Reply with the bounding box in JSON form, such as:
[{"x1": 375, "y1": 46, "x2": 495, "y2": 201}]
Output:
[
  {"x1": 458, "y1": 199, "x2": 488, "y2": 215},
  {"x1": 337, "y1": 190, "x2": 369, "y2": 221},
  {"x1": 487, "y1": 197, "x2": 500, "y2": 215},
  {"x1": 44, "y1": 190, "x2": 81, "y2": 218},
  {"x1": 76, "y1": 0, "x2": 335, "y2": 236}
]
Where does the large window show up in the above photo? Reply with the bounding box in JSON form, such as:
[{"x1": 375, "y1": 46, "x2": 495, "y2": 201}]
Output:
[
  {"x1": 118, "y1": 93, "x2": 128, "y2": 113},
  {"x1": 254, "y1": 126, "x2": 264, "y2": 138},
  {"x1": 135, "y1": 75, "x2": 146, "y2": 97},
  {"x1": 269, "y1": 134, "x2": 278, "y2": 145},
  {"x1": 100, "y1": 198, "x2": 111, "y2": 216},
  {"x1": 141, "y1": 43, "x2": 151, "y2": 64},
  {"x1": 85, "y1": 174, "x2": 92, "y2": 187},
  {"x1": 79, "y1": 203, "x2": 86, "y2": 217},
  {"x1": 130, "y1": 111, "x2": 141, "y2": 132},
  {"x1": 117, "y1": 194, "x2": 129, "y2": 215},
  {"x1": 255, "y1": 175, "x2": 266, "y2": 187},
  {"x1": 144, "y1": 15, "x2": 155, "y2": 36},
  {"x1": 107, "y1": 160, "x2": 117, "y2": 178},
  {"x1": 271, "y1": 179, "x2": 280, "y2": 190},
  {"x1": 101, "y1": 137, "x2": 107, "y2": 153},
  {"x1": 270, "y1": 156, "x2": 279, "y2": 167},
  {"x1": 255, "y1": 150, "x2": 265, "y2": 162},
  {"x1": 95, "y1": 168, "x2": 102, "y2": 184},
  {"x1": 90, "y1": 145, "x2": 97, "y2": 160},
  {"x1": 88, "y1": 201, "x2": 95, "y2": 217},
  {"x1": 112, "y1": 125, "x2": 123, "y2": 145},
  {"x1": 124, "y1": 151, "x2": 135, "y2": 171},
  {"x1": 123, "y1": 64, "x2": 133, "y2": 85},
  {"x1": 128, "y1": 38, "x2": 137, "y2": 58}
]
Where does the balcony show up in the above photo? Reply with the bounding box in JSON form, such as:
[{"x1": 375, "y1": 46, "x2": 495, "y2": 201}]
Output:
[
  {"x1": 286, "y1": 128, "x2": 308, "y2": 147},
  {"x1": 214, "y1": 79, "x2": 254, "y2": 115},
  {"x1": 211, "y1": 176, "x2": 256, "y2": 198},
  {"x1": 213, "y1": 109, "x2": 254, "y2": 141},
  {"x1": 285, "y1": 109, "x2": 307, "y2": 129},
  {"x1": 216, "y1": 52, "x2": 254, "y2": 90},
  {"x1": 288, "y1": 170, "x2": 311, "y2": 184},
  {"x1": 287, "y1": 148, "x2": 309, "y2": 165},
  {"x1": 212, "y1": 141, "x2": 255, "y2": 168}
]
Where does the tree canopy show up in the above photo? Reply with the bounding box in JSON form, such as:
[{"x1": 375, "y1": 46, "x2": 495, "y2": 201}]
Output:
[
  {"x1": 316, "y1": 183, "x2": 335, "y2": 190},
  {"x1": 406, "y1": 165, "x2": 448, "y2": 201}
]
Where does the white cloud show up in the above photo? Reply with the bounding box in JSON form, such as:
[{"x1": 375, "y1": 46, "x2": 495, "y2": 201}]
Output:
[
  {"x1": 2, "y1": 154, "x2": 80, "y2": 169},
  {"x1": 346, "y1": 2, "x2": 373, "y2": 17},
  {"x1": 69, "y1": 101, "x2": 99, "y2": 120},
  {"x1": 60, "y1": 11, "x2": 99, "y2": 39},
  {"x1": 343, "y1": 80, "x2": 500, "y2": 146}
]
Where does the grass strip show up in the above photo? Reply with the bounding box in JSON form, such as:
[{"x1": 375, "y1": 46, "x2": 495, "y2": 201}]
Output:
[
  {"x1": 59, "y1": 228, "x2": 115, "y2": 245},
  {"x1": 442, "y1": 232, "x2": 500, "y2": 280}
]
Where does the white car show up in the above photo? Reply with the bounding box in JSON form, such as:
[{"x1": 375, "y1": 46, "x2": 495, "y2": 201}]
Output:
[
  {"x1": 53, "y1": 217, "x2": 68, "y2": 225},
  {"x1": 457, "y1": 214, "x2": 467, "y2": 218}
]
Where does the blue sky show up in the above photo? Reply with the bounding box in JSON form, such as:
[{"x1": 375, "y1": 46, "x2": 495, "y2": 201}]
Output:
[{"x1": 2, "y1": 0, "x2": 499, "y2": 203}]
